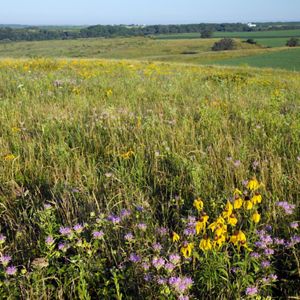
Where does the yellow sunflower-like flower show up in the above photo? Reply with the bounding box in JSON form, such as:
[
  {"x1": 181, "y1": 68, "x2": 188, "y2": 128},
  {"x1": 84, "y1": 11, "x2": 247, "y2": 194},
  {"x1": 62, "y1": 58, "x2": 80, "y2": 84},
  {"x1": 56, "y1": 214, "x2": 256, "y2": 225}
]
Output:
[
  {"x1": 195, "y1": 214, "x2": 209, "y2": 234},
  {"x1": 247, "y1": 178, "x2": 260, "y2": 191},
  {"x1": 181, "y1": 242, "x2": 194, "y2": 258},
  {"x1": 252, "y1": 211, "x2": 261, "y2": 223},
  {"x1": 228, "y1": 213, "x2": 238, "y2": 226},
  {"x1": 193, "y1": 198, "x2": 204, "y2": 211},
  {"x1": 251, "y1": 193, "x2": 262, "y2": 205},
  {"x1": 172, "y1": 231, "x2": 180, "y2": 243},
  {"x1": 233, "y1": 197, "x2": 243, "y2": 209},
  {"x1": 244, "y1": 199, "x2": 253, "y2": 210},
  {"x1": 222, "y1": 201, "x2": 233, "y2": 219},
  {"x1": 199, "y1": 235, "x2": 212, "y2": 251},
  {"x1": 212, "y1": 234, "x2": 226, "y2": 249}
]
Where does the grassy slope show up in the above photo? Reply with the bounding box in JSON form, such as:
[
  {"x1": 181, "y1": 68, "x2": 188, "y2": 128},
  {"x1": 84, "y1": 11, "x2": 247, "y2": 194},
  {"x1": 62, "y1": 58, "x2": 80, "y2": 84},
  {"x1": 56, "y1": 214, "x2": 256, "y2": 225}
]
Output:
[{"x1": 0, "y1": 36, "x2": 299, "y2": 71}]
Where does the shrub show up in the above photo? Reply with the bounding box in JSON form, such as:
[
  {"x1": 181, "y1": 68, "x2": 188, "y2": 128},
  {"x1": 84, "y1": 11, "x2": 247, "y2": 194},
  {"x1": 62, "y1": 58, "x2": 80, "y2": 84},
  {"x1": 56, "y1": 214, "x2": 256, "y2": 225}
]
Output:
[
  {"x1": 200, "y1": 29, "x2": 213, "y2": 38},
  {"x1": 245, "y1": 38, "x2": 257, "y2": 45},
  {"x1": 286, "y1": 37, "x2": 299, "y2": 47},
  {"x1": 212, "y1": 38, "x2": 236, "y2": 51}
]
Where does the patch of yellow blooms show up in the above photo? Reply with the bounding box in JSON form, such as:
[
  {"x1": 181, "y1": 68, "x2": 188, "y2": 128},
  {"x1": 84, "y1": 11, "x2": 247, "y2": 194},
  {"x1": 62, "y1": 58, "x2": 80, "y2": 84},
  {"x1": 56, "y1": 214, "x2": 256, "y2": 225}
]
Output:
[{"x1": 173, "y1": 178, "x2": 263, "y2": 258}]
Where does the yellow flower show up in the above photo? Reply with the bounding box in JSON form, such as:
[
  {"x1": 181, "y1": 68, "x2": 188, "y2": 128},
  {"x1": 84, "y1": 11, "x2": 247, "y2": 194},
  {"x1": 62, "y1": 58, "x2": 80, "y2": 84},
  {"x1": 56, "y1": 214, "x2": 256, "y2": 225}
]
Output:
[
  {"x1": 230, "y1": 230, "x2": 246, "y2": 246},
  {"x1": 193, "y1": 198, "x2": 204, "y2": 211},
  {"x1": 106, "y1": 89, "x2": 113, "y2": 97},
  {"x1": 12, "y1": 127, "x2": 21, "y2": 133},
  {"x1": 244, "y1": 200, "x2": 253, "y2": 210},
  {"x1": 208, "y1": 216, "x2": 225, "y2": 232},
  {"x1": 252, "y1": 211, "x2": 261, "y2": 223},
  {"x1": 120, "y1": 150, "x2": 134, "y2": 159},
  {"x1": 199, "y1": 236, "x2": 212, "y2": 251},
  {"x1": 233, "y1": 197, "x2": 243, "y2": 209},
  {"x1": 212, "y1": 234, "x2": 226, "y2": 249},
  {"x1": 172, "y1": 232, "x2": 180, "y2": 242},
  {"x1": 247, "y1": 178, "x2": 260, "y2": 191},
  {"x1": 181, "y1": 242, "x2": 193, "y2": 258},
  {"x1": 4, "y1": 154, "x2": 16, "y2": 161},
  {"x1": 195, "y1": 214, "x2": 209, "y2": 234},
  {"x1": 251, "y1": 193, "x2": 262, "y2": 205},
  {"x1": 222, "y1": 201, "x2": 233, "y2": 219},
  {"x1": 228, "y1": 214, "x2": 238, "y2": 226},
  {"x1": 233, "y1": 188, "x2": 242, "y2": 196}
]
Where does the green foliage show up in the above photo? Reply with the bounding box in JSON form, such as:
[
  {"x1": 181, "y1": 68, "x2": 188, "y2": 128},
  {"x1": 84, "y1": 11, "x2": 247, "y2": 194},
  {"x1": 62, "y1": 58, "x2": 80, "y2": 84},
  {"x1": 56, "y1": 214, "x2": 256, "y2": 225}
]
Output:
[
  {"x1": 212, "y1": 38, "x2": 236, "y2": 51},
  {"x1": 286, "y1": 37, "x2": 300, "y2": 47}
]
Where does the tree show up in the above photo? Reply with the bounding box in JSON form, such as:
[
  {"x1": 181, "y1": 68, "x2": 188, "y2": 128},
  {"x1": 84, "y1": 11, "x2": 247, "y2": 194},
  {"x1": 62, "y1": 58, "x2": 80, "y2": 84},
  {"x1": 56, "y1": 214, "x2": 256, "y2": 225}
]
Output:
[
  {"x1": 286, "y1": 37, "x2": 299, "y2": 47},
  {"x1": 200, "y1": 29, "x2": 213, "y2": 38},
  {"x1": 245, "y1": 38, "x2": 256, "y2": 44},
  {"x1": 212, "y1": 38, "x2": 236, "y2": 51}
]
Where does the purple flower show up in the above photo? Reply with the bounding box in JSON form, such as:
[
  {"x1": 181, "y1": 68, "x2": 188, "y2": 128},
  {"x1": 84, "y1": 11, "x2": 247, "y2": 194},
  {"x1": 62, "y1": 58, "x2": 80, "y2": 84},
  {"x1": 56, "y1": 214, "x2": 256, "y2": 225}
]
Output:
[
  {"x1": 135, "y1": 205, "x2": 144, "y2": 212},
  {"x1": 178, "y1": 296, "x2": 189, "y2": 300},
  {"x1": 183, "y1": 227, "x2": 196, "y2": 236},
  {"x1": 157, "y1": 227, "x2": 168, "y2": 236},
  {"x1": 250, "y1": 252, "x2": 260, "y2": 259},
  {"x1": 0, "y1": 234, "x2": 6, "y2": 244},
  {"x1": 124, "y1": 232, "x2": 134, "y2": 241},
  {"x1": 5, "y1": 266, "x2": 17, "y2": 276},
  {"x1": 73, "y1": 224, "x2": 84, "y2": 233},
  {"x1": 287, "y1": 235, "x2": 300, "y2": 247},
  {"x1": 165, "y1": 262, "x2": 175, "y2": 272},
  {"x1": 290, "y1": 222, "x2": 298, "y2": 229},
  {"x1": 276, "y1": 201, "x2": 295, "y2": 215},
  {"x1": 144, "y1": 274, "x2": 151, "y2": 282},
  {"x1": 252, "y1": 161, "x2": 259, "y2": 169},
  {"x1": 107, "y1": 214, "x2": 121, "y2": 224},
  {"x1": 245, "y1": 286, "x2": 258, "y2": 296},
  {"x1": 274, "y1": 238, "x2": 285, "y2": 245},
  {"x1": 152, "y1": 257, "x2": 165, "y2": 269},
  {"x1": 152, "y1": 242, "x2": 162, "y2": 252},
  {"x1": 120, "y1": 209, "x2": 131, "y2": 219},
  {"x1": 59, "y1": 226, "x2": 72, "y2": 236},
  {"x1": 129, "y1": 253, "x2": 141, "y2": 263},
  {"x1": 169, "y1": 253, "x2": 181, "y2": 265},
  {"x1": 157, "y1": 277, "x2": 167, "y2": 285},
  {"x1": 92, "y1": 231, "x2": 104, "y2": 239},
  {"x1": 261, "y1": 260, "x2": 270, "y2": 268},
  {"x1": 58, "y1": 243, "x2": 68, "y2": 251},
  {"x1": 169, "y1": 276, "x2": 193, "y2": 294},
  {"x1": 0, "y1": 255, "x2": 12, "y2": 266},
  {"x1": 264, "y1": 248, "x2": 274, "y2": 256},
  {"x1": 137, "y1": 223, "x2": 147, "y2": 231},
  {"x1": 141, "y1": 262, "x2": 150, "y2": 270},
  {"x1": 45, "y1": 236, "x2": 54, "y2": 245}
]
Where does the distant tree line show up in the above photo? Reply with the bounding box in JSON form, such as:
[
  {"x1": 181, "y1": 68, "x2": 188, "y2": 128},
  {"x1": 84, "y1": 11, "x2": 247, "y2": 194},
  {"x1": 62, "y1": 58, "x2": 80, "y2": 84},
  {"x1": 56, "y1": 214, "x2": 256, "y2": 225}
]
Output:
[{"x1": 1, "y1": 22, "x2": 300, "y2": 42}]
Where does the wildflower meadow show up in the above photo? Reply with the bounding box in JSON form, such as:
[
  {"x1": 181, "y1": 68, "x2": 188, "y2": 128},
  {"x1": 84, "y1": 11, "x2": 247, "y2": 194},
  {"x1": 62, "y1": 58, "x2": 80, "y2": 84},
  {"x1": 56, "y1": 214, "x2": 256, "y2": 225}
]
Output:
[{"x1": 0, "y1": 58, "x2": 299, "y2": 299}]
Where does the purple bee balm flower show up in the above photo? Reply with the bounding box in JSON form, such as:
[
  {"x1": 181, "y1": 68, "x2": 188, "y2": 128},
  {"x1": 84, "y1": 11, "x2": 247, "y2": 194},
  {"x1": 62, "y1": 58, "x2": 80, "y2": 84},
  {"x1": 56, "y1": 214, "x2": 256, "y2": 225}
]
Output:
[
  {"x1": 290, "y1": 222, "x2": 298, "y2": 229},
  {"x1": 287, "y1": 235, "x2": 300, "y2": 247},
  {"x1": 58, "y1": 243, "x2": 68, "y2": 251},
  {"x1": 59, "y1": 226, "x2": 72, "y2": 236},
  {"x1": 274, "y1": 238, "x2": 285, "y2": 245},
  {"x1": 5, "y1": 266, "x2": 17, "y2": 276},
  {"x1": 92, "y1": 231, "x2": 104, "y2": 239},
  {"x1": 152, "y1": 242, "x2": 162, "y2": 252},
  {"x1": 135, "y1": 205, "x2": 144, "y2": 212},
  {"x1": 73, "y1": 224, "x2": 84, "y2": 233},
  {"x1": 137, "y1": 223, "x2": 147, "y2": 231},
  {"x1": 0, "y1": 255, "x2": 12, "y2": 266},
  {"x1": 169, "y1": 276, "x2": 193, "y2": 294},
  {"x1": 183, "y1": 227, "x2": 196, "y2": 236},
  {"x1": 261, "y1": 260, "x2": 271, "y2": 268},
  {"x1": 264, "y1": 248, "x2": 275, "y2": 256},
  {"x1": 107, "y1": 214, "x2": 121, "y2": 224},
  {"x1": 141, "y1": 262, "x2": 150, "y2": 270},
  {"x1": 245, "y1": 286, "x2": 258, "y2": 296},
  {"x1": 45, "y1": 236, "x2": 54, "y2": 245},
  {"x1": 0, "y1": 234, "x2": 6, "y2": 244},
  {"x1": 242, "y1": 180, "x2": 249, "y2": 186},
  {"x1": 250, "y1": 252, "x2": 260, "y2": 259},
  {"x1": 129, "y1": 253, "x2": 141, "y2": 263},
  {"x1": 157, "y1": 226, "x2": 168, "y2": 236},
  {"x1": 157, "y1": 277, "x2": 167, "y2": 285},
  {"x1": 144, "y1": 274, "x2": 151, "y2": 282},
  {"x1": 152, "y1": 257, "x2": 165, "y2": 269},
  {"x1": 178, "y1": 296, "x2": 189, "y2": 300},
  {"x1": 276, "y1": 201, "x2": 295, "y2": 215},
  {"x1": 120, "y1": 209, "x2": 131, "y2": 219},
  {"x1": 165, "y1": 262, "x2": 175, "y2": 272},
  {"x1": 124, "y1": 232, "x2": 134, "y2": 241},
  {"x1": 169, "y1": 253, "x2": 181, "y2": 265}
]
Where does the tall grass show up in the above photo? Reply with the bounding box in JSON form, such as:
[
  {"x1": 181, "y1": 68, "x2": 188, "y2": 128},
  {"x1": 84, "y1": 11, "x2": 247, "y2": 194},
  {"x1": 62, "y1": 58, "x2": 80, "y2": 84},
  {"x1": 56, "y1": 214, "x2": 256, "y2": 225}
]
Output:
[{"x1": 0, "y1": 58, "x2": 299, "y2": 299}]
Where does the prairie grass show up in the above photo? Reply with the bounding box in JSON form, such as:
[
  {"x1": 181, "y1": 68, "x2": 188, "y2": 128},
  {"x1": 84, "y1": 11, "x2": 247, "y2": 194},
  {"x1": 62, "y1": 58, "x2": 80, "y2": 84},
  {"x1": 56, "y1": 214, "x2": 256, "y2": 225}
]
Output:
[{"x1": 0, "y1": 58, "x2": 299, "y2": 299}]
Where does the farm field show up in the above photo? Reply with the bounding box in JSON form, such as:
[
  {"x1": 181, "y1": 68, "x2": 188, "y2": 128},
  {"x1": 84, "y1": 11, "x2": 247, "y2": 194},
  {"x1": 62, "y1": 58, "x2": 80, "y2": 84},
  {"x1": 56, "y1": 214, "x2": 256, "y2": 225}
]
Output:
[
  {"x1": 0, "y1": 58, "x2": 299, "y2": 298},
  {"x1": 0, "y1": 36, "x2": 300, "y2": 71}
]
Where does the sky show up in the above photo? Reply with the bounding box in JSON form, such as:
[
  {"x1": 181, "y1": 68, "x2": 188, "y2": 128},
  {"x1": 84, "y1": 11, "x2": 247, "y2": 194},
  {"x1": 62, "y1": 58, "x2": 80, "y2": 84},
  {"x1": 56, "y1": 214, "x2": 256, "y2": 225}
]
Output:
[{"x1": 1, "y1": 0, "x2": 300, "y2": 25}]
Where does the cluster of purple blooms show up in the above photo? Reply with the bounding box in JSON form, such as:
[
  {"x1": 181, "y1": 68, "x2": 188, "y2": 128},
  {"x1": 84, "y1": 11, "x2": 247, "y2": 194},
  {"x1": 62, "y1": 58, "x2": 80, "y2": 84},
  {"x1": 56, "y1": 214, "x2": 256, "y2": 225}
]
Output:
[
  {"x1": 0, "y1": 237, "x2": 17, "y2": 276},
  {"x1": 276, "y1": 201, "x2": 296, "y2": 215},
  {"x1": 168, "y1": 276, "x2": 193, "y2": 295},
  {"x1": 183, "y1": 216, "x2": 196, "y2": 236}
]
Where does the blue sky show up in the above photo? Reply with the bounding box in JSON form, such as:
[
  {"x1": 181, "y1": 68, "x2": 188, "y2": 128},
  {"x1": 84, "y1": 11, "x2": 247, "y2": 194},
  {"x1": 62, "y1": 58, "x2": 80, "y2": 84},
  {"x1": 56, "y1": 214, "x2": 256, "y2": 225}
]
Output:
[{"x1": 1, "y1": 0, "x2": 300, "y2": 25}]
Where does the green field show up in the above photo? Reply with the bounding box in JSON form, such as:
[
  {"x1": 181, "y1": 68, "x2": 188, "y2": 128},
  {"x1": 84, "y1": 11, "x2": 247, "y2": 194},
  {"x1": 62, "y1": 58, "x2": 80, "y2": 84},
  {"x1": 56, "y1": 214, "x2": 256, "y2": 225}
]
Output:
[{"x1": 213, "y1": 47, "x2": 300, "y2": 71}]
